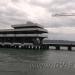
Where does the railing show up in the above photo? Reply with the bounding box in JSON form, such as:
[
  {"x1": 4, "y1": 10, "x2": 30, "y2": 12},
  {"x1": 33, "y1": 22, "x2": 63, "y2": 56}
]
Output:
[
  {"x1": 0, "y1": 34, "x2": 48, "y2": 37},
  {"x1": 43, "y1": 40, "x2": 75, "y2": 45},
  {"x1": 0, "y1": 42, "x2": 33, "y2": 46}
]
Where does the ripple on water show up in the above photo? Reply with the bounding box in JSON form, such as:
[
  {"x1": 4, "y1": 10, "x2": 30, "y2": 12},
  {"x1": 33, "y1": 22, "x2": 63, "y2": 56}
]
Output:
[{"x1": 0, "y1": 48, "x2": 74, "y2": 75}]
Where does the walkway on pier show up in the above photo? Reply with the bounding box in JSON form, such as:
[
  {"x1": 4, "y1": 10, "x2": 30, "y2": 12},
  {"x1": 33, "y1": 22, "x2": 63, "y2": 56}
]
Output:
[
  {"x1": 0, "y1": 40, "x2": 75, "y2": 51},
  {"x1": 43, "y1": 40, "x2": 75, "y2": 51},
  {"x1": 0, "y1": 42, "x2": 49, "y2": 50}
]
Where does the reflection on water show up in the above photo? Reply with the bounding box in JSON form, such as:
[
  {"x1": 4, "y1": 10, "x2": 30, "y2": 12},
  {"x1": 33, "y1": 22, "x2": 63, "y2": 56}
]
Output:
[
  {"x1": 0, "y1": 48, "x2": 48, "y2": 63},
  {"x1": 0, "y1": 48, "x2": 75, "y2": 75}
]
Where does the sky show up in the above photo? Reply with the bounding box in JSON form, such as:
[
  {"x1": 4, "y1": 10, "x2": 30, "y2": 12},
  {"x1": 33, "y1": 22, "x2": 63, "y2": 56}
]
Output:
[{"x1": 0, "y1": 0, "x2": 75, "y2": 41}]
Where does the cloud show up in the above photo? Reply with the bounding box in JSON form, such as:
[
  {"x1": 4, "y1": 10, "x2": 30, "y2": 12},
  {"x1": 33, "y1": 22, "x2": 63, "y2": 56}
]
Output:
[
  {"x1": 46, "y1": 27, "x2": 75, "y2": 34},
  {"x1": 46, "y1": 27, "x2": 75, "y2": 41},
  {"x1": 30, "y1": 0, "x2": 52, "y2": 7},
  {"x1": 48, "y1": 0, "x2": 75, "y2": 28},
  {"x1": 0, "y1": 0, "x2": 52, "y2": 29},
  {"x1": 0, "y1": 0, "x2": 75, "y2": 40},
  {"x1": 0, "y1": 0, "x2": 75, "y2": 28}
]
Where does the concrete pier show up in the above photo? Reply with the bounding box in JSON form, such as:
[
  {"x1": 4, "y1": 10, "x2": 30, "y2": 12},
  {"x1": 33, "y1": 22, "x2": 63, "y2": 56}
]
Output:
[
  {"x1": 56, "y1": 46, "x2": 60, "y2": 50},
  {"x1": 68, "y1": 46, "x2": 72, "y2": 51},
  {"x1": 0, "y1": 41, "x2": 75, "y2": 51}
]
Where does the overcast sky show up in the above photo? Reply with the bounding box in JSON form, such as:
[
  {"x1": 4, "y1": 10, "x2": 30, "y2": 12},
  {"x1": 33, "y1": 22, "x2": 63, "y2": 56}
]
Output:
[{"x1": 0, "y1": 0, "x2": 75, "y2": 41}]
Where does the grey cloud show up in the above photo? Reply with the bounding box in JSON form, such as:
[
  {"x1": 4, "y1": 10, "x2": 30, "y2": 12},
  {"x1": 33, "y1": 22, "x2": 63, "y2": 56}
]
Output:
[
  {"x1": 11, "y1": 0, "x2": 19, "y2": 3},
  {"x1": 51, "y1": 0, "x2": 75, "y2": 5},
  {"x1": 48, "y1": 32, "x2": 75, "y2": 41},
  {"x1": 47, "y1": 17, "x2": 75, "y2": 28},
  {"x1": 0, "y1": 0, "x2": 75, "y2": 29},
  {"x1": 0, "y1": 0, "x2": 75, "y2": 40},
  {"x1": 0, "y1": 1, "x2": 28, "y2": 28},
  {"x1": 46, "y1": 0, "x2": 75, "y2": 28},
  {"x1": 29, "y1": 0, "x2": 51, "y2": 7}
]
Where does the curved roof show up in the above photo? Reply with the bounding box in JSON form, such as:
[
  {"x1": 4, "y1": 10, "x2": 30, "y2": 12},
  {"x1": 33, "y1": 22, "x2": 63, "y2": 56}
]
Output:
[
  {"x1": 12, "y1": 21, "x2": 43, "y2": 29},
  {"x1": 0, "y1": 28, "x2": 48, "y2": 33},
  {"x1": 0, "y1": 21, "x2": 48, "y2": 34}
]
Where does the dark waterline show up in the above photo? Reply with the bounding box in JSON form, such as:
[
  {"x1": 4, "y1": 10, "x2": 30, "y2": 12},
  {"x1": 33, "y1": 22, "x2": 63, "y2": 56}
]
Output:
[{"x1": 0, "y1": 48, "x2": 75, "y2": 75}]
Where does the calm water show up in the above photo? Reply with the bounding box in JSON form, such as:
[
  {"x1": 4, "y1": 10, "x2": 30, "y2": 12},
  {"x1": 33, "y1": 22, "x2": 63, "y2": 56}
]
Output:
[{"x1": 0, "y1": 48, "x2": 75, "y2": 75}]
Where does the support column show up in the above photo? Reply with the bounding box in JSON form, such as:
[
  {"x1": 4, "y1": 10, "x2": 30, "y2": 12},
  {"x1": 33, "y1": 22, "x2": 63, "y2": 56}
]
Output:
[
  {"x1": 47, "y1": 45, "x2": 49, "y2": 50},
  {"x1": 31, "y1": 46, "x2": 33, "y2": 49},
  {"x1": 40, "y1": 45, "x2": 44, "y2": 49},
  {"x1": 68, "y1": 46, "x2": 72, "y2": 51},
  {"x1": 56, "y1": 46, "x2": 60, "y2": 50}
]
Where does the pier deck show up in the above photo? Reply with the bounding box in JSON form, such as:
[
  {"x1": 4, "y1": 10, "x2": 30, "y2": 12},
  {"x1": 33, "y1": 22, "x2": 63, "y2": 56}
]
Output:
[
  {"x1": 0, "y1": 22, "x2": 74, "y2": 51},
  {"x1": 43, "y1": 40, "x2": 75, "y2": 51},
  {"x1": 0, "y1": 40, "x2": 75, "y2": 51}
]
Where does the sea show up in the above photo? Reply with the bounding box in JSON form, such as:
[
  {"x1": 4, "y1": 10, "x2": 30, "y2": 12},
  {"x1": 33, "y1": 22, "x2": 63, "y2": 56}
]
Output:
[{"x1": 0, "y1": 48, "x2": 75, "y2": 75}]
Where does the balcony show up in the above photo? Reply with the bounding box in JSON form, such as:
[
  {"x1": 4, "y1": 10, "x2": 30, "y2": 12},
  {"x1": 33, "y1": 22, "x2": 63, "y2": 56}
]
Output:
[{"x1": 0, "y1": 33, "x2": 48, "y2": 37}]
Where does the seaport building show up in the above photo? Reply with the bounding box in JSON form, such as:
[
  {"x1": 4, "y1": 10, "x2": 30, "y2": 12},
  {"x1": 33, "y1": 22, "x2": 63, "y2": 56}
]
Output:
[
  {"x1": 0, "y1": 21, "x2": 75, "y2": 51},
  {"x1": 0, "y1": 21, "x2": 49, "y2": 49}
]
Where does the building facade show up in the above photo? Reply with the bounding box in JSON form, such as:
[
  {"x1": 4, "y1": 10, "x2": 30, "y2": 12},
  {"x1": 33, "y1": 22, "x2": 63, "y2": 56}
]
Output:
[{"x1": 0, "y1": 21, "x2": 48, "y2": 49}]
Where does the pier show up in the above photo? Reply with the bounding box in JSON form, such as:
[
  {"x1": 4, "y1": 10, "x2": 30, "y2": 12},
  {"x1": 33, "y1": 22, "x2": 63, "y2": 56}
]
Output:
[
  {"x1": 0, "y1": 22, "x2": 74, "y2": 51},
  {"x1": 43, "y1": 40, "x2": 75, "y2": 51},
  {"x1": 0, "y1": 42, "x2": 48, "y2": 50},
  {"x1": 0, "y1": 21, "x2": 48, "y2": 50},
  {"x1": 0, "y1": 41, "x2": 75, "y2": 51}
]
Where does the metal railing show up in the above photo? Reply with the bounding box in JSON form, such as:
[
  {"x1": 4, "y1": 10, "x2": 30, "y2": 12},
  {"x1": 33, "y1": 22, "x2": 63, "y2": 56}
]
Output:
[{"x1": 0, "y1": 34, "x2": 48, "y2": 37}]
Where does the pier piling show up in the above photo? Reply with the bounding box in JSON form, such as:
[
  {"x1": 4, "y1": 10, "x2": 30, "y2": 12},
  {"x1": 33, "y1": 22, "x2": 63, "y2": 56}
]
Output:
[
  {"x1": 68, "y1": 46, "x2": 72, "y2": 51},
  {"x1": 56, "y1": 46, "x2": 60, "y2": 50}
]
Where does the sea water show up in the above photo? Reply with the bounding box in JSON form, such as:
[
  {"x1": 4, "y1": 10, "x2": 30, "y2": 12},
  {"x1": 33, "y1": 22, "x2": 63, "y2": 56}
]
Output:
[{"x1": 0, "y1": 48, "x2": 75, "y2": 75}]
